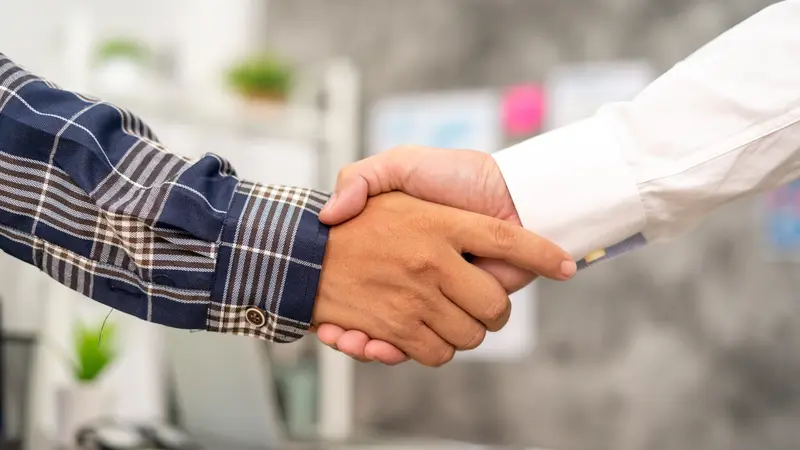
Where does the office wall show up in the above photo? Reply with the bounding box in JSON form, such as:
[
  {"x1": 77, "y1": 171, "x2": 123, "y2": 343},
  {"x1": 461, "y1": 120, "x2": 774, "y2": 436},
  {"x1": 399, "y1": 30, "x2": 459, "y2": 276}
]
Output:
[{"x1": 262, "y1": 1, "x2": 794, "y2": 449}]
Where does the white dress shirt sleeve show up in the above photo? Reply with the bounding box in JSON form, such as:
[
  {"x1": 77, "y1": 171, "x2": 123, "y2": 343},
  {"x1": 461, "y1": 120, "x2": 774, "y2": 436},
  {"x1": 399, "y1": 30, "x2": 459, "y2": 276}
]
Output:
[{"x1": 494, "y1": 0, "x2": 800, "y2": 267}]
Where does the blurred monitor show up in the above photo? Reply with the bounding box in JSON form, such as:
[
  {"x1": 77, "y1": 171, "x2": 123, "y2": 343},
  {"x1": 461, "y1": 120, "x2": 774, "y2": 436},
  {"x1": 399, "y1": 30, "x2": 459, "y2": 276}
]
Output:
[
  {"x1": 0, "y1": 305, "x2": 36, "y2": 449},
  {"x1": 163, "y1": 328, "x2": 286, "y2": 450},
  {"x1": 0, "y1": 299, "x2": 4, "y2": 440}
]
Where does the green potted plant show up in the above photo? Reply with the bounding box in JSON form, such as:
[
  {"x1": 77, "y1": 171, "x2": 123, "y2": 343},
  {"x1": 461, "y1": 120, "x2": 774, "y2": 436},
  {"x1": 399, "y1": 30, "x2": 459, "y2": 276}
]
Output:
[
  {"x1": 95, "y1": 38, "x2": 151, "y2": 67},
  {"x1": 226, "y1": 54, "x2": 294, "y2": 105},
  {"x1": 93, "y1": 37, "x2": 153, "y2": 94},
  {"x1": 71, "y1": 320, "x2": 118, "y2": 382},
  {"x1": 57, "y1": 320, "x2": 119, "y2": 443}
]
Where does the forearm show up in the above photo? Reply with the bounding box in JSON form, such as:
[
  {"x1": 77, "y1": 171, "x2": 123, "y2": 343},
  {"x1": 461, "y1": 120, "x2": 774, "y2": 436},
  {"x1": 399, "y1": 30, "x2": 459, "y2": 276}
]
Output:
[
  {"x1": 494, "y1": 0, "x2": 800, "y2": 267},
  {"x1": 0, "y1": 53, "x2": 329, "y2": 342}
]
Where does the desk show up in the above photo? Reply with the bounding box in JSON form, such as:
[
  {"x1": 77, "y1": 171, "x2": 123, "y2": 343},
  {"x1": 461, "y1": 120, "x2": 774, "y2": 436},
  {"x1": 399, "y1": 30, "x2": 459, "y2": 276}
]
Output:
[
  {"x1": 1, "y1": 331, "x2": 36, "y2": 449},
  {"x1": 1, "y1": 438, "x2": 22, "y2": 450},
  {"x1": 27, "y1": 433, "x2": 524, "y2": 450}
]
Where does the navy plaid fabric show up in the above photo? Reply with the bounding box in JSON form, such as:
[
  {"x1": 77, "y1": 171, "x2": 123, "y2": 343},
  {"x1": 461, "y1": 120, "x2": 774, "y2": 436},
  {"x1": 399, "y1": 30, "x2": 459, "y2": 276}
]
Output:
[{"x1": 0, "y1": 54, "x2": 330, "y2": 343}]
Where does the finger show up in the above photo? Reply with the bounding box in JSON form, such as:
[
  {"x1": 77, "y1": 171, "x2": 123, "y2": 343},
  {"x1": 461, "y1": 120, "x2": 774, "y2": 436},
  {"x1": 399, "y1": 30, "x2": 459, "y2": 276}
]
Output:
[
  {"x1": 424, "y1": 301, "x2": 486, "y2": 351},
  {"x1": 319, "y1": 147, "x2": 426, "y2": 225},
  {"x1": 317, "y1": 323, "x2": 347, "y2": 348},
  {"x1": 336, "y1": 330, "x2": 372, "y2": 361},
  {"x1": 364, "y1": 340, "x2": 409, "y2": 365},
  {"x1": 448, "y1": 212, "x2": 576, "y2": 280},
  {"x1": 392, "y1": 323, "x2": 455, "y2": 367},
  {"x1": 439, "y1": 254, "x2": 512, "y2": 332},
  {"x1": 472, "y1": 257, "x2": 538, "y2": 294},
  {"x1": 320, "y1": 325, "x2": 407, "y2": 364},
  {"x1": 319, "y1": 175, "x2": 369, "y2": 225},
  {"x1": 312, "y1": 294, "x2": 450, "y2": 366}
]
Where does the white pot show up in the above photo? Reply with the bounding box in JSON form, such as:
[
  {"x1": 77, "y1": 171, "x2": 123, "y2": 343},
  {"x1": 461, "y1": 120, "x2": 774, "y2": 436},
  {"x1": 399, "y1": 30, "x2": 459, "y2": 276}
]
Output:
[
  {"x1": 238, "y1": 96, "x2": 287, "y2": 120},
  {"x1": 55, "y1": 383, "x2": 113, "y2": 446},
  {"x1": 94, "y1": 58, "x2": 147, "y2": 96}
]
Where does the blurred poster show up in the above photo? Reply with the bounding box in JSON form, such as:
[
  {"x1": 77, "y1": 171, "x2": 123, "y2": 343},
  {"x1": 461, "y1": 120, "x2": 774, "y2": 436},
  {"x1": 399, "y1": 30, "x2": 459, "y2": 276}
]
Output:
[
  {"x1": 546, "y1": 61, "x2": 654, "y2": 129},
  {"x1": 370, "y1": 89, "x2": 534, "y2": 361},
  {"x1": 765, "y1": 179, "x2": 800, "y2": 259},
  {"x1": 368, "y1": 90, "x2": 500, "y2": 156},
  {"x1": 502, "y1": 84, "x2": 545, "y2": 137}
]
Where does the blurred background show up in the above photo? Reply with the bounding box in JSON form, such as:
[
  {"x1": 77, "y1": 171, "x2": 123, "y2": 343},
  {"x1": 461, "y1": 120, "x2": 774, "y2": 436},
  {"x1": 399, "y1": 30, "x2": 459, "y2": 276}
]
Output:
[{"x1": 1, "y1": 0, "x2": 798, "y2": 449}]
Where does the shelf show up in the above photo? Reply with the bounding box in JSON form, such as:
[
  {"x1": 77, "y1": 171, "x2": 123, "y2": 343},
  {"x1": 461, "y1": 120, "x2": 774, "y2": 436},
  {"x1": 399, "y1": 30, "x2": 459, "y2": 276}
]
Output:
[
  {"x1": 90, "y1": 87, "x2": 327, "y2": 142},
  {"x1": 1, "y1": 332, "x2": 36, "y2": 343}
]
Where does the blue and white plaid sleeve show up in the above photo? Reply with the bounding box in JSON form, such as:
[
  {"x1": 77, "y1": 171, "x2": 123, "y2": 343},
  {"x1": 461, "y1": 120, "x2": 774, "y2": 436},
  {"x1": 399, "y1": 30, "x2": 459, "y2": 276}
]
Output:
[{"x1": 0, "y1": 53, "x2": 329, "y2": 343}]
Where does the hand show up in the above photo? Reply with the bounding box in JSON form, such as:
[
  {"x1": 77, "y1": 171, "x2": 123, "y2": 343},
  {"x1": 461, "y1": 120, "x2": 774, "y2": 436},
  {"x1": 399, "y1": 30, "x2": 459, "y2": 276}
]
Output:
[
  {"x1": 312, "y1": 191, "x2": 573, "y2": 366},
  {"x1": 314, "y1": 146, "x2": 577, "y2": 365}
]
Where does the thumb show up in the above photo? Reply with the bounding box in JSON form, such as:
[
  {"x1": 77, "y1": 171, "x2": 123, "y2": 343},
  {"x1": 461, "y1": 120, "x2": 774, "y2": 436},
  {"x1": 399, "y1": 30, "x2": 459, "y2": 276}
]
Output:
[
  {"x1": 319, "y1": 174, "x2": 369, "y2": 225},
  {"x1": 319, "y1": 148, "x2": 416, "y2": 225}
]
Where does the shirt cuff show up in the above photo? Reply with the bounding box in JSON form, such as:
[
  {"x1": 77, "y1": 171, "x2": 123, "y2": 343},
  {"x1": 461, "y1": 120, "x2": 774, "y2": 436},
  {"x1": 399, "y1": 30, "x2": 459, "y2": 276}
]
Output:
[
  {"x1": 207, "y1": 181, "x2": 330, "y2": 343},
  {"x1": 493, "y1": 116, "x2": 646, "y2": 261}
]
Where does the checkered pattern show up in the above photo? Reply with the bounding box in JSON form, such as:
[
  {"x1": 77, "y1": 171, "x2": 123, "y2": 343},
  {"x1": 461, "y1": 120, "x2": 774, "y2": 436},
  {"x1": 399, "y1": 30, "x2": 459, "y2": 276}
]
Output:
[{"x1": 0, "y1": 53, "x2": 330, "y2": 342}]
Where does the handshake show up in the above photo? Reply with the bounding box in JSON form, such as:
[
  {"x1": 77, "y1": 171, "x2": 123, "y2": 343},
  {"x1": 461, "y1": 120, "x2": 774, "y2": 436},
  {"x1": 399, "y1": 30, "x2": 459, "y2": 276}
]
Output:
[{"x1": 309, "y1": 146, "x2": 577, "y2": 367}]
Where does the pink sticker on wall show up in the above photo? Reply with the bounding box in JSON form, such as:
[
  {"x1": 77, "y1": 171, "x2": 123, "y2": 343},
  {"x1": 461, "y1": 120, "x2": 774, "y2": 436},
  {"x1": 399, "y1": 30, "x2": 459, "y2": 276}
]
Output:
[{"x1": 502, "y1": 85, "x2": 545, "y2": 136}]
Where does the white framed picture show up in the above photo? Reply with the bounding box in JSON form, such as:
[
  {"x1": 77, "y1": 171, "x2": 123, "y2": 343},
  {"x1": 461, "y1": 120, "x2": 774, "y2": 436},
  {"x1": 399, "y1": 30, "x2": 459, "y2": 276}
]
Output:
[
  {"x1": 369, "y1": 89, "x2": 501, "y2": 156},
  {"x1": 546, "y1": 60, "x2": 654, "y2": 129},
  {"x1": 763, "y1": 179, "x2": 800, "y2": 262}
]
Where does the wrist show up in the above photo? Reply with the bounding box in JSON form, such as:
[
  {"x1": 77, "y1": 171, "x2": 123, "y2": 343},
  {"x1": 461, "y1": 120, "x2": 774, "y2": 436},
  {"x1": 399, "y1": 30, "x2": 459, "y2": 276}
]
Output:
[{"x1": 493, "y1": 117, "x2": 645, "y2": 260}]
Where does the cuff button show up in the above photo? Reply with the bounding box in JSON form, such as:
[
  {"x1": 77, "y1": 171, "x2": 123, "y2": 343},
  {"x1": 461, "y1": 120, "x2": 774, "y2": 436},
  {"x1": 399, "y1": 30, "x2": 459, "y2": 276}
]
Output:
[{"x1": 245, "y1": 307, "x2": 267, "y2": 327}]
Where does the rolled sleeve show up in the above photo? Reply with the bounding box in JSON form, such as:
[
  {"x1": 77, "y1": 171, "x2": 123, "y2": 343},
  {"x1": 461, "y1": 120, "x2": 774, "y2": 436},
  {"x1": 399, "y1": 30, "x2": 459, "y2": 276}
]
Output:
[{"x1": 208, "y1": 181, "x2": 330, "y2": 343}]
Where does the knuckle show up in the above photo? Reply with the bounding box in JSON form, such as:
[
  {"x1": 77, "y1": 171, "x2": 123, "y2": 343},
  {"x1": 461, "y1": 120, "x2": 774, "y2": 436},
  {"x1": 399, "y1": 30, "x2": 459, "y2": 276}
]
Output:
[
  {"x1": 387, "y1": 145, "x2": 407, "y2": 155},
  {"x1": 447, "y1": 317, "x2": 487, "y2": 351},
  {"x1": 335, "y1": 164, "x2": 355, "y2": 184},
  {"x1": 410, "y1": 210, "x2": 437, "y2": 231},
  {"x1": 490, "y1": 221, "x2": 517, "y2": 252},
  {"x1": 432, "y1": 345, "x2": 456, "y2": 367},
  {"x1": 388, "y1": 144, "x2": 421, "y2": 155},
  {"x1": 391, "y1": 316, "x2": 425, "y2": 341},
  {"x1": 462, "y1": 326, "x2": 487, "y2": 350},
  {"x1": 481, "y1": 296, "x2": 511, "y2": 331},
  {"x1": 405, "y1": 251, "x2": 438, "y2": 275}
]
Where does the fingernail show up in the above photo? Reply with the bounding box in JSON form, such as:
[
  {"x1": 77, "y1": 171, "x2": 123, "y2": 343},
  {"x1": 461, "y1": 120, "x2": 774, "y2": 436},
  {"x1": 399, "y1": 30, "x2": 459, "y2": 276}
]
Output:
[
  {"x1": 321, "y1": 193, "x2": 337, "y2": 214},
  {"x1": 560, "y1": 260, "x2": 577, "y2": 279}
]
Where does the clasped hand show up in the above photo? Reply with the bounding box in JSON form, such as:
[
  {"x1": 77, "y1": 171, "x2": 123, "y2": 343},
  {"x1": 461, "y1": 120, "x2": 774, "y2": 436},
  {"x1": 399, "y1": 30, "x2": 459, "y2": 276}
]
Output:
[{"x1": 310, "y1": 146, "x2": 576, "y2": 366}]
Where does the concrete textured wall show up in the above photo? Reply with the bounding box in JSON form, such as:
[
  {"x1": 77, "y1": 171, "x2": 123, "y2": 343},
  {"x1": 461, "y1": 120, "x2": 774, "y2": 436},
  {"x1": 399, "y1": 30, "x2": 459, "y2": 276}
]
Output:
[{"x1": 263, "y1": 1, "x2": 797, "y2": 449}]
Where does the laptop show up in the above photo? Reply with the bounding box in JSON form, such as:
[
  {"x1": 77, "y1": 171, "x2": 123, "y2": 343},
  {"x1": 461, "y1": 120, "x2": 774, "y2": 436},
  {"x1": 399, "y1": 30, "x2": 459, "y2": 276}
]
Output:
[
  {"x1": 163, "y1": 329, "x2": 529, "y2": 450},
  {"x1": 163, "y1": 329, "x2": 287, "y2": 450}
]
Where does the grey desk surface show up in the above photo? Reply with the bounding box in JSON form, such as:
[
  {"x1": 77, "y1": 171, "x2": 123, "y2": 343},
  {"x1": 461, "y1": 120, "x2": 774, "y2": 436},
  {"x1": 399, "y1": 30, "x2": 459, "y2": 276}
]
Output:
[
  {"x1": 28, "y1": 434, "x2": 523, "y2": 450},
  {"x1": 2, "y1": 439, "x2": 23, "y2": 450},
  {"x1": 194, "y1": 435, "x2": 517, "y2": 450}
]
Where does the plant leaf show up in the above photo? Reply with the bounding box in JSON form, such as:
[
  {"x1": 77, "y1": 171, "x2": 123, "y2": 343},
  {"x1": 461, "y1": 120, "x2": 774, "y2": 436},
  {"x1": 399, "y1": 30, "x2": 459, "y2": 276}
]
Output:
[{"x1": 73, "y1": 319, "x2": 118, "y2": 382}]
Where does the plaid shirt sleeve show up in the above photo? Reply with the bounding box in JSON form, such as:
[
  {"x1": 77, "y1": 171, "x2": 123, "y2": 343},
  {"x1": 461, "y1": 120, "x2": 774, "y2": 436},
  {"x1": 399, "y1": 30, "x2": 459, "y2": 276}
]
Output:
[{"x1": 0, "y1": 53, "x2": 330, "y2": 343}]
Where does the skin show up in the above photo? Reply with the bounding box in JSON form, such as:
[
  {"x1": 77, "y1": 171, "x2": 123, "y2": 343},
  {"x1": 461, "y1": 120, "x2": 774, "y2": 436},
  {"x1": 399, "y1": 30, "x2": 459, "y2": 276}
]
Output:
[{"x1": 314, "y1": 146, "x2": 577, "y2": 365}]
